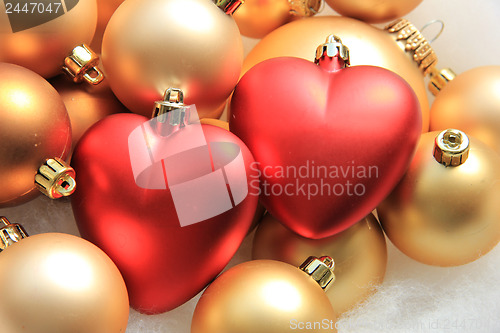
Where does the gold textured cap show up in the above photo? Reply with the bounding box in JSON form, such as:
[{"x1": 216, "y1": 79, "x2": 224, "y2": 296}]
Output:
[
  {"x1": 0, "y1": 217, "x2": 28, "y2": 252},
  {"x1": 385, "y1": 19, "x2": 438, "y2": 75},
  {"x1": 35, "y1": 158, "x2": 76, "y2": 199},
  {"x1": 63, "y1": 44, "x2": 104, "y2": 85},
  {"x1": 299, "y1": 256, "x2": 335, "y2": 291},
  {"x1": 429, "y1": 67, "x2": 457, "y2": 95},
  {"x1": 433, "y1": 129, "x2": 470, "y2": 166},
  {"x1": 213, "y1": 0, "x2": 244, "y2": 14},
  {"x1": 288, "y1": 0, "x2": 322, "y2": 17},
  {"x1": 315, "y1": 35, "x2": 350, "y2": 67}
]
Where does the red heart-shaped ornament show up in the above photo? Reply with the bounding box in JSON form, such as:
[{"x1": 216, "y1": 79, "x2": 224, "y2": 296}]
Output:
[
  {"x1": 71, "y1": 113, "x2": 258, "y2": 314},
  {"x1": 230, "y1": 37, "x2": 421, "y2": 239}
]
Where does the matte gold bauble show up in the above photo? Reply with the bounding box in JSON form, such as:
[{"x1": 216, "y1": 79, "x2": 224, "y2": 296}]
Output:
[
  {"x1": 0, "y1": 0, "x2": 98, "y2": 78},
  {"x1": 102, "y1": 0, "x2": 243, "y2": 119},
  {"x1": 0, "y1": 63, "x2": 72, "y2": 207},
  {"x1": 234, "y1": 0, "x2": 321, "y2": 39},
  {"x1": 90, "y1": 0, "x2": 125, "y2": 53},
  {"x1": 50, "y1": 74, "x2": 128, "y2": 148},
  {"x1": 378, "y1": 129, "x2": 500, "y2": 266},
  {"x1": 324, "y1": 0, "x2": 422, "y2": 23},
  {"x1": 0, "y1": 220, "x2": 129, "y2": 333},
  {"x1": 191, "y1": 258, "x2": 337, "y2": 333},
  {"x1": 241, "y1": 16, "x2": 429, "y2": 132},
  {"x1": 430, "y1": 66, "x2": 500, "y2": 155},
  {"x1": 253, "y1": 213, "x2": 387, "y2": 314}
]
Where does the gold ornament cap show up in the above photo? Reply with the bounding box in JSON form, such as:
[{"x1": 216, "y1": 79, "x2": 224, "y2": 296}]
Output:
[
  {"x1": 35, "y1": 158, "x2": 76, "y2": 199},
  {"x1": 288, "y1": 0, "x2": 322, "y2": 17},
  {"x1": 299, "y1": 256, "x2": 335, "y2": 291},
  {"x1": 315, "y1": 35, "x2": 350, "y2": 67},
  {"x1": 213, "y1": 0, "x2": 244, "y2": 15},
  {"x1": 0, "y1": 217, "x2": 28, "y2": 252},
  {"x1": 385, "y1": 19, "x2": 438, "y2": 75},
  {"x1": 429, "y1": 67, "x2": 457, "y2": 95},
  {"x1": 152, "y1": 88, "x2": 191, "y2": 137},
  {"x1": 63, "y1": 44, "x2": 104, "y2": 85},
  {"x1": 433, "y1": 129, "x2": 470, "y2": 166}
]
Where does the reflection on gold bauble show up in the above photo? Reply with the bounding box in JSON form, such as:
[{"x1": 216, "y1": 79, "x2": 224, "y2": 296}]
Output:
[
  {"x1": 233, "y1": 0, "x2": 297, "y2": 39},
  {"x1": 50, "y1": 74, "x2": 127, "y2": 148},
  {"x1": 0, "y1": 0, "x2": 97, "y2": 78},
  {"x1": 102, "y1": 0, "x2": 243, "y2": 119},
  {"x1": 90, "y1": 0, "x2": 125, "y2": 53},
  {"x1": 200, "y1": 118, "x2": 230, "y2": 131},
  {"x1": 253, "y1": 213, "x2": 387, "y2": 314},
  {"x1": 241, "y1": 16, "x2": 429, "y2": 132},
  {"x1": 430, "y1": 66, "x2": 500, "y2": 155},
  {"x1": 0, "y1": 232, "x2": 129, "y2": 333},
  {"x1": 378, "y1": 130, "x2": 500, "y2": 266},
  {"x1": 324, "y1": 0, "x2": 422, "y2": 23},
  {"x1": 0, "y1": 64, "x2": 71, "y2": 207},
  {"x1": 191, "y1": 259, "x2": 337, "y2": 333}
]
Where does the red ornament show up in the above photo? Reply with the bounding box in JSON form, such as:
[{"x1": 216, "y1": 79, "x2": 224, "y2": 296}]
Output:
[
  {"x1": 71, "y1": 107, "x2": 259, "y2": 314},
  {"x1": 230, "y1": 36, "x2": 421, "y2": 239}
]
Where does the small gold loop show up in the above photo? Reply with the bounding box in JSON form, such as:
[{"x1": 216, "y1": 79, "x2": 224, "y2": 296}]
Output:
[
  {"x1": 420, "y1": 19, "x2": 445, "y2": 43},
  {"x1": 83, "y1": 67, "x2": 105, "y2": 85}
]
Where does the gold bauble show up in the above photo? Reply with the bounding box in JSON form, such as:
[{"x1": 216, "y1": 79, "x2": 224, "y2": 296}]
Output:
[
  {"x1": 0, "y1": 63, "x2": 71, "y2": 207},
  {"x1": 233, "y1": 0, "x2": 297, "y2": 39},
  {"x1": 430, "y1": 66, "x2": 500, "y2": 155},
  {"x1": 0, "y1": 0, "x2": 98, "y2": 78},
  {"x1": 253, "y1": 213, "x2": 387, "y2": 314},
  {"x1": 191, "y1": 259, "x2": 337, "y2": 333},
  {"x1": 324, "y1": 0, "x2": 423, "y2": 23},
  {"x1": 378, "y1": 130, "x2": 500, "y2": 266},
  {"x1": 241, "y1": 16, "x2": 429, "y2": 132},
  {"x1": 0, "y1": 232, "x2": 129, "y2": 333},
  {"x1": 90, "y1": 0, "x2": 125, "y2": 53},
  {"x1": 102, "y1": 0, "x2": 243, "y2": 119},
  {"x1": 49, "y1": 74, "x2": 128, "y2": 148}
]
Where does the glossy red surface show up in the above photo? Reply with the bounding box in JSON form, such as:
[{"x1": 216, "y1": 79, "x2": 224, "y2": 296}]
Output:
[
  {"x1": 230, "y1": 55, "x2": 421, "y2": 239},
  {"x1": 71, "y1": 113, "x2": 259, "y2": 314}
]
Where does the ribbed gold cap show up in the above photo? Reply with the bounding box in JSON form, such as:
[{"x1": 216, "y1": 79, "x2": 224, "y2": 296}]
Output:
[
  {"x1": 299, "y1": 256, "x2": 335, "y2": 291},
  {"x1": 385, "y1": 18, "x2": 438, "y2": 75},
  {"x1": 288, "y1": 0, "x2": 321, "y2": 17},
  {"x1": 63, "y1": 44, "x2": 104, "y2": 85},
  {"x1": 314, "y1": 35, "x2": 350, "y2": 67},
  {"x1": 213, "y1": 0, "x2": 244, "y2": 14},
  {"x1": 35, "y1": 158, "x2": 76, "y2": 199},
  {"x1": 0, "y1": 217, "x2": 28, "y2": 252},
  {"x1": 429, "y1": 67, "x2": 457, "y2": 95},
  {"x1": 433, "y1": 129, "x2": 470, "y2": 166}
]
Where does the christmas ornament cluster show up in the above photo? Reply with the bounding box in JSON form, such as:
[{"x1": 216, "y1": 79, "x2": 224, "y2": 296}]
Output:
[{"x1": 1, "y1": 0, "x2": 499, "y2": 332}]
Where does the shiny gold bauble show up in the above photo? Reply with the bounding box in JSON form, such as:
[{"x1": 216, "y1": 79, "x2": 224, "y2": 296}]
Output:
[
  {"x1": 378, "y1": 131, "x2": 500, "y2": 267},
  {"x1": 430, "y1": 66, "x2": 500, "y2": 155},
  {"x1": 0, "y1": 63, "x2": 71, "y2": 207},
  {"x1": 241, "y1": 16, "x2": 429, "y2": 132},
  {"x1": 49, "y1": 74, "x2": 128, "y2": 148},
  {"x1": 253, "y1": 213, "x2": 387, "y2": 314},
  {"x1": 102, "y1": 0, "x2": 243, "y2": 119},
  {"x1": 90, "y1": 0, "x2": 125, "y2": 53},
  {"x1": 233, "y1": 0, "x2": 297, "y2": 39},
  {"x1": 191, "y1": 259, "x2": 337, "y2": 333},
  {"x1": 0, "y1": 0, "x2": 98, "y2": 78},
  {"x1": 324, "y1": 0, "x2": 422, "y2": 23},
  {"x1": 0, "y1": 233, "x2": 129, "y2": 333}
]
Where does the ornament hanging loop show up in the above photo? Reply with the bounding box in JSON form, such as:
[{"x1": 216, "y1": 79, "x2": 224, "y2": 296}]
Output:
[
  {"x1": 420, "y1": 19, "x2": 445, "y2": 44},
  {"x1": 289, "y1": 0, "x2": 322, "y2": 17},
  {"x1": 63, "y1": 44, "x2": 104, "y2": 85},
  {"x1": 299, "y1": 256, "x2": 336, "y2": 291},
  {"x1": 0, "y1": 217, "x2": 28, "y2": 252}
]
